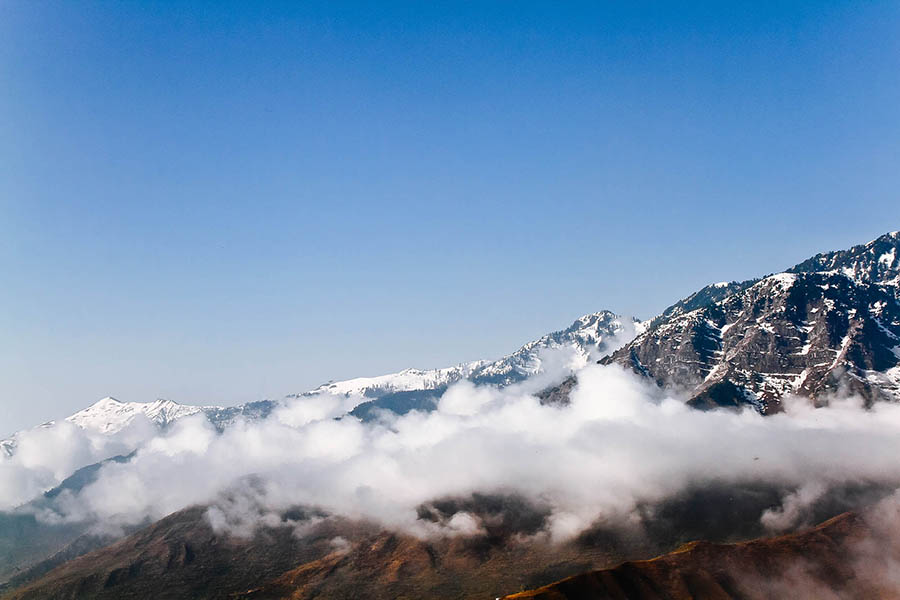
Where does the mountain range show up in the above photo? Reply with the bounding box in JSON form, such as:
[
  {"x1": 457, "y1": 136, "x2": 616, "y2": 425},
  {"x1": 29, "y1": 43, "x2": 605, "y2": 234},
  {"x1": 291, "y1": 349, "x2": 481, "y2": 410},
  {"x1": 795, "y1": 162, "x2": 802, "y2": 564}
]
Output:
[
  {"x1": 0, "y1": 310, "x2": 633, "y2": 592},
  {"x1": 2, "y1": 310, "x2": 631, "y2": 460},
  {"x1": 2, "y1": 231, "x2": 900, "y2": 599}
]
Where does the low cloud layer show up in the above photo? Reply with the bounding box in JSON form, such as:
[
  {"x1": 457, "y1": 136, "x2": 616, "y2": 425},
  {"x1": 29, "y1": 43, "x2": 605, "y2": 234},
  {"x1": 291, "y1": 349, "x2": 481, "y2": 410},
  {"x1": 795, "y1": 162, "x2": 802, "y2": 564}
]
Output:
[
  {"x1": 12, "y1": 360, "x2": 900, "y2": 545},
  {"x1": 0, "y1": 418, "x2": 157, "y2": 509}
]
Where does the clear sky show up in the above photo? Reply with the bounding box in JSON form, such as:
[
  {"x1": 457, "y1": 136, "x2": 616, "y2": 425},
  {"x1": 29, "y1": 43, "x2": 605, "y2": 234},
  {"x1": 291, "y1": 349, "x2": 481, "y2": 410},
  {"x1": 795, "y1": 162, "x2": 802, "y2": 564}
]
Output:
[{"x1": 2, "y1": 1, "x2": 899, "y2": 434}]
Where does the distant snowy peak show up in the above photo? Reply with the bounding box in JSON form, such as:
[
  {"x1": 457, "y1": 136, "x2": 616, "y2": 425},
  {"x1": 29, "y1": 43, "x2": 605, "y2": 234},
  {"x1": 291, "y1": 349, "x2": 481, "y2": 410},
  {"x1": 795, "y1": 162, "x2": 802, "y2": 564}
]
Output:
[
  {"x1": 1, "y1": 397, "x2": 209, "y2": 461},
  {"x1": 64, "y1": 396, "x2": 212, "y2": 434},
  {"x1": 529, "y1": 311, "x2": 626, "y2": 350},
  {"x1": 1, "y1": 397, "x2": 280, "y2": 462},
  {"x1": 472, "y1": 311, "x2": 632, "y2": 384},
  {"x1": 3, "y1": 311, "x2": 633, "y2": 456},
  {"x1": 300, "y1": 310, "x2": 634, "y2": 399}
]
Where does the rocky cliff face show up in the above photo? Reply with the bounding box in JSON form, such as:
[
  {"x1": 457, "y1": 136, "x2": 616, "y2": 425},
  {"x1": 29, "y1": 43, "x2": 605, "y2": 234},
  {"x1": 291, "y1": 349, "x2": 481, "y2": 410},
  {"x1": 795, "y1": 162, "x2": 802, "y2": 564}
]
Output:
[
  {"x1": 593, "y1": 232, "x2": 900, "y2": 413},
  {"x1": 789, "y1": 231, "x2": 900, "y2": 298}
]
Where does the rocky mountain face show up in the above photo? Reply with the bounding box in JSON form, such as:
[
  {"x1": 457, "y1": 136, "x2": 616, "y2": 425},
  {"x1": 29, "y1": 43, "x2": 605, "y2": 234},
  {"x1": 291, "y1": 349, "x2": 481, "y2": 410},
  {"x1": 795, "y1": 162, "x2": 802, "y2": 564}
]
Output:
[
  {"x1": 647, "y1": 280, "x2": 757, "y2": 330},
  {"x1": 587, "y1": 232, "x2": 900, "y2": 413},
  {"x1": 789, "y1": 230, "x2": 900, "y2": 297}
]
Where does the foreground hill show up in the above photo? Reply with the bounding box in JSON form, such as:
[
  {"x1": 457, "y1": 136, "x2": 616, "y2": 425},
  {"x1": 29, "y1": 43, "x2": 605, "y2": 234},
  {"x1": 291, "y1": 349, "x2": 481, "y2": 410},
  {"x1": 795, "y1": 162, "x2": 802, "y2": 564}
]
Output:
[
  {"x1": 504, "y1": 511, "x2": 888, "y2": 600},
  {"x1": 0, "y1": 501, "x2": 617, "y2": 600},
  {"x1": 4, "y1": 482, "x2": 889, "y2": 600}
]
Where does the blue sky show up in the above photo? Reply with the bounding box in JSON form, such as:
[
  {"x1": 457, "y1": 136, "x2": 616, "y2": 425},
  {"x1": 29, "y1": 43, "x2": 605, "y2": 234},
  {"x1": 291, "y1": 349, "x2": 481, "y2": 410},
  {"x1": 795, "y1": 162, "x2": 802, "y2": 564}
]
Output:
[{"x1": 2, "y1": 1, "x2": 899, "y2": 433}]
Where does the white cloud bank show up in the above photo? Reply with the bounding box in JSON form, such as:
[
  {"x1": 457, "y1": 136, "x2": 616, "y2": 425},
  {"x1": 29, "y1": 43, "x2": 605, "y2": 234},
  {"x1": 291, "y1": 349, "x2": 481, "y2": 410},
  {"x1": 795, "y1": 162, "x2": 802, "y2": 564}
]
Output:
[
  {"x1": 10, "y1": 361, "x2": 900, "y2": 542},
  {"x1": 0, "y1": 418, "x2": 157, "y2": 509}
]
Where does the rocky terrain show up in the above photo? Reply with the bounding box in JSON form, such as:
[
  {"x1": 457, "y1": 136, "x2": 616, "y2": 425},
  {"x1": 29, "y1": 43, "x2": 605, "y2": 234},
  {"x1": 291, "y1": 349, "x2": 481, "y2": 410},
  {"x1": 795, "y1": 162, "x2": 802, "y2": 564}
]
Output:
[{"x1": 544, "y1": 232, "x2": 900, "y2": 413}]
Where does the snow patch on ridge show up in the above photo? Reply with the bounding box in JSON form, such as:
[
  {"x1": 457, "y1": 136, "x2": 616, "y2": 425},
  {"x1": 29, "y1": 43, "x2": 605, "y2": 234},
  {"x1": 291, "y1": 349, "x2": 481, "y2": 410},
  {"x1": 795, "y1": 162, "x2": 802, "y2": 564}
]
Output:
[{"x1": 301, "y1": 364, "x2": 488, "y2": 398}]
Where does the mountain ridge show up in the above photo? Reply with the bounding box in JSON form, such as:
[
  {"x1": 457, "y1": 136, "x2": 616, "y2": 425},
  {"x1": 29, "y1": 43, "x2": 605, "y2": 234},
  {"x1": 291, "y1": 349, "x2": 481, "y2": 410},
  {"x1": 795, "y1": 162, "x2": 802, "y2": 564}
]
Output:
[
  {"x1": 4, "y1": 231, "x2": 900, "y2": 599},
  {"x1": 297, "y1": 310, "x2": 632, "y2": 398},
  {"x1": 552, "y1": 231, "x2": 900, "y2": 413}
]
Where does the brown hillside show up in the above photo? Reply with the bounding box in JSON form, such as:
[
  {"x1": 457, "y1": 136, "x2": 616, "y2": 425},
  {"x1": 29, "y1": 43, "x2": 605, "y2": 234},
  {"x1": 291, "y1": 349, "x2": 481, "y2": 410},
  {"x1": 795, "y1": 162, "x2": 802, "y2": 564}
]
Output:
[{"x1": 504, "y1": 512, "x2": 891, "y2": 600}]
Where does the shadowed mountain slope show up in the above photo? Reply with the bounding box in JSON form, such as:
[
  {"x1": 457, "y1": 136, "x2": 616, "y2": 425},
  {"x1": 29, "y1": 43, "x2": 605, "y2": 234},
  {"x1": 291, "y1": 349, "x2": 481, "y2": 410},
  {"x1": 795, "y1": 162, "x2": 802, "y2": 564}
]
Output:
[
  {"x1": 5, "y1": 482, "x2": 891, "y2": 600},
  {"x1": 504, "y1": 511, "x2": 892, "y2": 600},
  {"x1": 0, "y1": 502, "x2": 618, "y2": 600}
]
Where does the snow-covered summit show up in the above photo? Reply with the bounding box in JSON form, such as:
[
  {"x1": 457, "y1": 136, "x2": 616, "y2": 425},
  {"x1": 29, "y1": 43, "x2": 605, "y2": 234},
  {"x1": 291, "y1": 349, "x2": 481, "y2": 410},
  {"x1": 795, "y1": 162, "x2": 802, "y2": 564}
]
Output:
[
  {"x1": 65, "y1": 396, "x2": 212, "y2": 434},
  {"x1": 0, "y1": 397, "x2": 224, "y2": 461}
]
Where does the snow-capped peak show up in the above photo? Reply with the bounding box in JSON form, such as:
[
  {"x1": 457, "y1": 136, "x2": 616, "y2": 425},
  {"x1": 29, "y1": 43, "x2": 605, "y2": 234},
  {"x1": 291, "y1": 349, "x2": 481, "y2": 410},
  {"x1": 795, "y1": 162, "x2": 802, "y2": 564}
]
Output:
[
  {"x1": 65, "y1": 397, "x2": 210, "y2": 434},
  {"x1": 299, "y1": 310, "x2": 633, "y2": 399}
]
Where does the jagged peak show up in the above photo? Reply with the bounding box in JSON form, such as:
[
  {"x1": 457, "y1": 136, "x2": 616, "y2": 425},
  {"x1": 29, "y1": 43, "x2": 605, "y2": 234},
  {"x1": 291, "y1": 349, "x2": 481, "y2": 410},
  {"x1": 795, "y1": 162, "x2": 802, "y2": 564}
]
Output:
[
  {"x1": 85, "y1": 396, "x2": 181, "y2": 410},
  {"x1": 94, "y1": 396, "x2": 122, "y2": 405},
  {"x1": 301, "y1": 310, "x2": 629, "y2": 398},
  {"x1": 567, "y1": 310, "x2": 619, "y2": 327},
  {"x1": 148, "y1": 397, "x2": 181, "y2": 407},
  {"x1": 868, "y1": 230, "x2": 900, "y2": 244}
]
